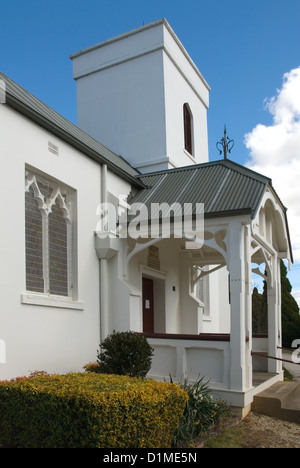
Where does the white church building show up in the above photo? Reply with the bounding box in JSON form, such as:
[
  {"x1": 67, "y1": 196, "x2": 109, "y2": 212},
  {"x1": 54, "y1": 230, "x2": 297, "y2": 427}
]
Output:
[{"x1": 0, "y1": 19, "x2": 293, "y2": 415}]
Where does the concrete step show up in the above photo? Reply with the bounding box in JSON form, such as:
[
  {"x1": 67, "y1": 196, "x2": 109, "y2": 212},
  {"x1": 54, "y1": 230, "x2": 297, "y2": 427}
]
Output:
[{"x1": 252, "y1": 381, "x2": 300, "y2": 424}]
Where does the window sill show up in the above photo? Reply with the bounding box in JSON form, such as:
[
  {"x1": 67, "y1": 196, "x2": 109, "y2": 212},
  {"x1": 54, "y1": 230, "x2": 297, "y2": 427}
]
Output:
[
  {"x1": 183, "y1": 149, "x2": 196, "y2": 163},
  {"x1": 21, "y1": 293, "x2": 84, "y2": 310}
]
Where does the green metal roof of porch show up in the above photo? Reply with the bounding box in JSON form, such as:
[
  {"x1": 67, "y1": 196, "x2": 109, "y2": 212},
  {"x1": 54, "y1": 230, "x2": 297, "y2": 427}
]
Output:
[{"x1": 130, "y1": 159, "x2": 277, "y2": 219}]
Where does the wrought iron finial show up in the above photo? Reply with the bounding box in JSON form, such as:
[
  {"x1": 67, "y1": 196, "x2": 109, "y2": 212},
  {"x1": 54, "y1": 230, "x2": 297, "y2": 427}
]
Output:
[{"x1": 216, "y1": 125, "x2": 234, "y2": 159}]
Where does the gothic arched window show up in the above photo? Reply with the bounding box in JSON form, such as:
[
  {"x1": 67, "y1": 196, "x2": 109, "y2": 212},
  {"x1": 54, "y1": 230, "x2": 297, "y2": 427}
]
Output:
[{"x1": 25, "y1": 169, "x2": 75, "y2": 298}]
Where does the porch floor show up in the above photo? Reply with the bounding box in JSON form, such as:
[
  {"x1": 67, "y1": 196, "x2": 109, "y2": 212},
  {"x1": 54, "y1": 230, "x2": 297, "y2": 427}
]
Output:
[{"x1": 253, "y1": 371, "x2": 278, "y2": 387}]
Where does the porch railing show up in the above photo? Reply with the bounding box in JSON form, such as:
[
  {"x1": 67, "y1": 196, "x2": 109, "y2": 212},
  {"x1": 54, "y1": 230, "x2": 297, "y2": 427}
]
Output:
[
  {"x1": 142, "y1": 332, "x2": 230, "y2": 341},
  {"x1": 251, "y1": 350, "x2": 300, "y2": 366}
]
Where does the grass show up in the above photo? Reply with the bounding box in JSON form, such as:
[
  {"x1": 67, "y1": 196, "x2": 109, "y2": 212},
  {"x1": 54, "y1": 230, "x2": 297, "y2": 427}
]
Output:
[
  {"x1": 203, "y1": 426, "x2": 246, "y2": 448},
  {"x1": 283, "y1": 366, "x2": 294, "y2": 381}
]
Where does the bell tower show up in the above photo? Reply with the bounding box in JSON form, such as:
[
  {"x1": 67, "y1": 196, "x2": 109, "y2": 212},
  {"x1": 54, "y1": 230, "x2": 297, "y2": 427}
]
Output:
[{"x1": 71, "y1": 19, "x2": 210, "y2": 173}]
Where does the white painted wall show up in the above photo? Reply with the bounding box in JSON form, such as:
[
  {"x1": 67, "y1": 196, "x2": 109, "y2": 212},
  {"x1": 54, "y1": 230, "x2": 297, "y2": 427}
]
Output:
[
  {"x1": 179, "y1": 252, "x2": 200, "y2": 334},
  {"x1": 162, "y1": 26, "x2": 209, "y2": 167},
  {"x1": 106, "y1": 234, "x2": 231, "y2": 338},
  {"x1": 108, "y1": 238, "x2": 206, "y2": 336},
  {"x1": 107, "y1": 170, "x2": 132, "y2": 201},
  {"x1": 75, "y1": 50, "x2": 167, "y2": 172},
  {"x1": 0, "y1": 104, "x2": 103, "y2": 380},
  {"x1": 203, "y1": 267, "x2": 231, "y2": 334},
  {"x1": 71, "y1": 19, "x2": 210, "y2": 173}
]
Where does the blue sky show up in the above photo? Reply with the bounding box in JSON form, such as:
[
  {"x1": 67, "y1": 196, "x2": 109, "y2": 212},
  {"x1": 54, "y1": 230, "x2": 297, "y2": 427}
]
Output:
[{"x1": 1, "y1": 0, "x2": 300, "y2": 300}]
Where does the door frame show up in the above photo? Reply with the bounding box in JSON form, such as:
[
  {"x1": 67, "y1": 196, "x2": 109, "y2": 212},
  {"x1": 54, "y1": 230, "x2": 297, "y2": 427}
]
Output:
[
  {"x1": 142, "y1": 277, "x2": 154, "y2": 333},
  {"x1": 140, "y1": 265, "x2": 167, "y2": 334}
]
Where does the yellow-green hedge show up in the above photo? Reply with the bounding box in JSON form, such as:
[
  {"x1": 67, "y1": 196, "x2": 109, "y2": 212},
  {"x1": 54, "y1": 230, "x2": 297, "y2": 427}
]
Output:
[{"x1": 0, "y1": 373, "x2": 188, "y2": 448}]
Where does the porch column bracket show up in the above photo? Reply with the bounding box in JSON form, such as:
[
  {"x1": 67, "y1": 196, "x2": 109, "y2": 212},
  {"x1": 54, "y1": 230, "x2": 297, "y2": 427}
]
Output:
[
  {"x1": 203, "y1": 236, "x2": 228, "y2": 263},
  {"x1": 122, "y1": 236, "x2": 163, "y2": 278},
  {"x1": 191, "y1": 264, "x2": 224, "y2": 289},
  {"x1": 250, "y1": 243, "x2": 261, "y2": 257},
  {"x1": 250, "y1": 238, "x2": 274, "y2": 288},
  {"x1": 261, "y1": 248, "x2": 274, "y2": 288},
  {"x1": 251, "y1": 267, "x2": 267, "y2": 282}
]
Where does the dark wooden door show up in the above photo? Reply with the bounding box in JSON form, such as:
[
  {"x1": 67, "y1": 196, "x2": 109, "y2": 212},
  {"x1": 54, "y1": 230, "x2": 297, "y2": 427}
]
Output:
[{"x1": 142, "y1": 277, "x2": 154, "y2": 333}]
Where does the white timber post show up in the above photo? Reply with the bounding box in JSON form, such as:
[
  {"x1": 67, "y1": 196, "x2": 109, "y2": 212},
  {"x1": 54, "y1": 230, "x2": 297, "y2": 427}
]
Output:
[
  {"x1": 227, "y1": 221, "x2": 248, "y2": 391},
  {"x1": 267, "y1": 255, "x2": 282, "y2": 374},
  {"x1": 244, "y1": 224, "x2": 253, "y2": 390}
]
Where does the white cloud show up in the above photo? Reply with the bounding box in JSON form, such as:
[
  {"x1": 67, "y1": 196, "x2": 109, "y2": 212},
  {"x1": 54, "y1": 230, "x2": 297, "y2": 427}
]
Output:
[{"x1": 244, "y1": 66, "x2": 300, "y2": 263}]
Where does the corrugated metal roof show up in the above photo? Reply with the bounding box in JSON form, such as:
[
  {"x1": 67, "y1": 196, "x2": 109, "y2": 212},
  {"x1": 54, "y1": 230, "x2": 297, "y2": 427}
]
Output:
[
  {"x1": 129, "y1": 159, "x2": 272, "y2": 219},
  {"x1": 0, "y1": 72, "x2": 143, "y2": 187}
]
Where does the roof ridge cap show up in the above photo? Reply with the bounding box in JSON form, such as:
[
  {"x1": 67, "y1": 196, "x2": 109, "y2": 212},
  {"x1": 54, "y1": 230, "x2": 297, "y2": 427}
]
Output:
[
  {"x1": 135, "y1": 159, "x2": 226, "y2": 178},
  {"x1": 221, "y1": 158, "x2": 271, "y2": 184},
  {"x1": 136, "y1": 158, "x2": 271, "y2": 183}
]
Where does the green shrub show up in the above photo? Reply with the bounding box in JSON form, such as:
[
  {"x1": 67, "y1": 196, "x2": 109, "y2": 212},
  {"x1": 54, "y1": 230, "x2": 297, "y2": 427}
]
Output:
[
  {"x1": 97, "y1": 331, "x2": 154, "y2": 378},
  {"x1": 172, "y1": 376, "x2": 230, "y2": 447},
  {"x1": 82, "y1": 362, "x2": 101, "y2": 373},
  {"x1": 0, "y1": 372, "x2": 188, "y2": 448}
]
